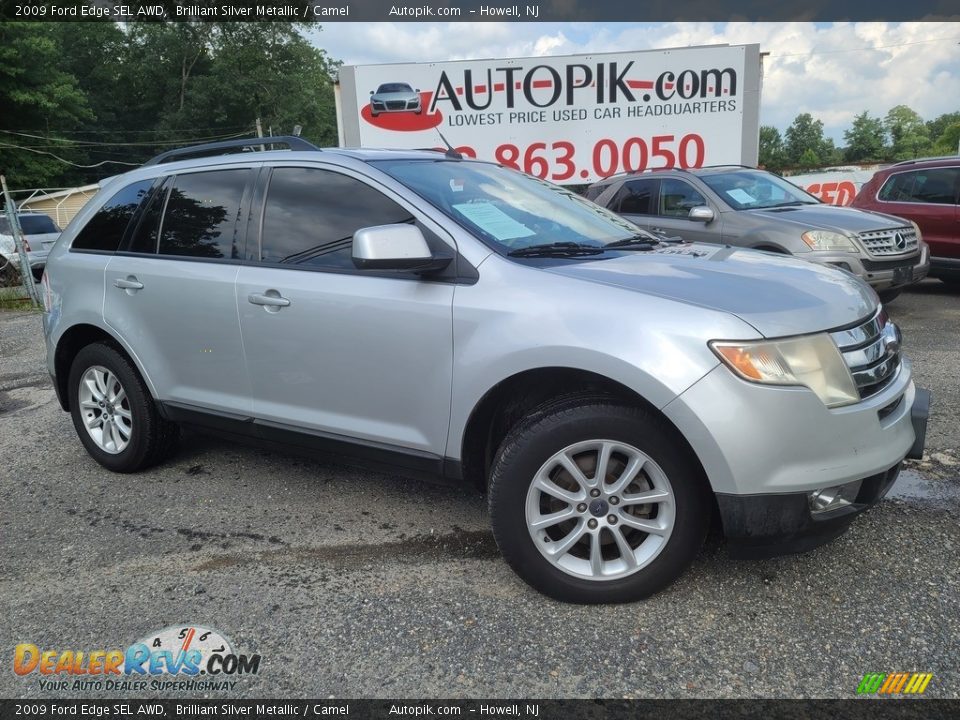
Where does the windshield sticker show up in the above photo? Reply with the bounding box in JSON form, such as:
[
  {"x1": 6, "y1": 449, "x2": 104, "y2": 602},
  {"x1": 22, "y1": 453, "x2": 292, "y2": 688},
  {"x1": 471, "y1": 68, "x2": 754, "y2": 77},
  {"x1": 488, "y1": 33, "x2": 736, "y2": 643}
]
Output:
[
  {"x1": 726, "y1": 188, "x2": 756, "y2": 204},
  {"x1": 449, "y1": 179, "x2": 464, "y2": 192},
  {"x1": 452, "y1": 202, "x2": 535, "y2": 242}
]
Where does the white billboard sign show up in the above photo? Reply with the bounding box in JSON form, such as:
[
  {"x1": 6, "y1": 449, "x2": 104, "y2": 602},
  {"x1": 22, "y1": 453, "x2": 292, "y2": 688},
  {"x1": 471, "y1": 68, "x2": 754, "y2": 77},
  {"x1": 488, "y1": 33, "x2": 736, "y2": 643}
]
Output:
[{"x1": 336, "y1": 44, "x2": 762, "y2": 184}]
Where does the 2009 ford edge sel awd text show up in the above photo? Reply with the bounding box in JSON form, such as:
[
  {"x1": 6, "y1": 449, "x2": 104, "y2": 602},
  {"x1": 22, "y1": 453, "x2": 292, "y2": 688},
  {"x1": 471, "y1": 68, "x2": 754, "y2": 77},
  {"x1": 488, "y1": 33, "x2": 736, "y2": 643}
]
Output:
[{"x1": 41, "y1": 138, "x2": 930, "y2": 603}]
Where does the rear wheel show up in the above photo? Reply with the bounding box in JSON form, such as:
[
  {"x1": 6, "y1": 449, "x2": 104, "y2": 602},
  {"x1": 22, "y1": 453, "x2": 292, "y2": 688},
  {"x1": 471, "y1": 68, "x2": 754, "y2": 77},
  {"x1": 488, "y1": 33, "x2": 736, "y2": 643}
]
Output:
[
  {"x1": 488, "y1": 399, "x2": 710, "y2": 603},
  {"x1": 69, "y1": 342, "x2": 179, "y2": 472}
]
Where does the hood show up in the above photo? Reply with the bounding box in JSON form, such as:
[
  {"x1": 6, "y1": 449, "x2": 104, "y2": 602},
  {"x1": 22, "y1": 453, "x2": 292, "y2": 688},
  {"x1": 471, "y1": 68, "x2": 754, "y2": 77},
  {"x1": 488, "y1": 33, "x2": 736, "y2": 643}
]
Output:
[
  {"x1": 545, "y1": 244, "x2": 878, "y2": 338},
  {"x1": 741, "y1": 204, "x2": 910, "y2": 233}
]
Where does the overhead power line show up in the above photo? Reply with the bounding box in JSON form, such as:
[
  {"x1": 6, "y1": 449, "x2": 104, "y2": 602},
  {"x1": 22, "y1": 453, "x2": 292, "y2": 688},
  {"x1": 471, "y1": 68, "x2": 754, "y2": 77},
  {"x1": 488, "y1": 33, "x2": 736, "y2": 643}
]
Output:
[
  {"x1": 0, "y1": 129, "x2": 255, "y2": 147},
  {"x1": 0, "y1": 143, "x2": 142, "y2": 168}
]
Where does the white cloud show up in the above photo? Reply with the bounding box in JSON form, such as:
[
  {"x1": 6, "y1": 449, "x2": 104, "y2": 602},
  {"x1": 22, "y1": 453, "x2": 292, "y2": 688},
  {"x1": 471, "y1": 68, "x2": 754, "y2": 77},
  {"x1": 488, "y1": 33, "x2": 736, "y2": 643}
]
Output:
[{"x1": 307, "y1": 21, "x2": 960, "y2": 142}]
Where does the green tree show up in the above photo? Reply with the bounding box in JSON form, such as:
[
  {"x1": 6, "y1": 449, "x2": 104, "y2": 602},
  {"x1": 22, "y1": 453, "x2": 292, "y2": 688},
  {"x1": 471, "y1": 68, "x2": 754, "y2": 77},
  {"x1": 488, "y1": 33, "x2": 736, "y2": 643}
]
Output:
[
  {"x1": 168, "y1": 24, "x2": 340, "y2": 147},
  {"x1": 758, "y1": 125, "x2": 784, "y2": 171},
  {"x1": 784, "y1": 113, "x2": 832, "y2": 168},
  {"x1": 797, "y1": 148, "x2": 820, "y2": 170},
  {"x1": 884, "y1": 105, "x2": 931, "y2": 160},
  {"x1": 843, "y1": 111, "x2": 887, "y2": 162},
  {"x1": 927, "y1": 112, "x2": 960, "y2": 155},
  {"x1": 0, "y1": 24, "x2": 92, "y2": 187}
]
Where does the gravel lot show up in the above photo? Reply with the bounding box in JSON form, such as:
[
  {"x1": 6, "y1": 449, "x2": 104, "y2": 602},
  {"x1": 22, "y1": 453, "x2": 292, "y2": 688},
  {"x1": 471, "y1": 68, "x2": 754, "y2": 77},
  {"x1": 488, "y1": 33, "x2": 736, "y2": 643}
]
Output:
[{"x1": 1, "y1": 279, "x2": 958, "y2": 699}]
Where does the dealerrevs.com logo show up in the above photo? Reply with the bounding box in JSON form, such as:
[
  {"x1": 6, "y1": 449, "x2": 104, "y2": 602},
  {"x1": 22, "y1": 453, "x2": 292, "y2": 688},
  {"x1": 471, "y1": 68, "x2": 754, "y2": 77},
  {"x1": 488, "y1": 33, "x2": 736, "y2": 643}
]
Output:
[{"x1": 13, "y1": 625, "x2": 261, "y2": 692}]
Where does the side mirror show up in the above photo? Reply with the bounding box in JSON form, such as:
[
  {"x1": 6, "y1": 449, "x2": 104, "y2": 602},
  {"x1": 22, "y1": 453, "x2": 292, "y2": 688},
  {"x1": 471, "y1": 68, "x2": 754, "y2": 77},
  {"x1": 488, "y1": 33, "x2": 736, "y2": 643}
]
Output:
[
  {"x1": 369, "y1": 90, "x2": 374, "y2": 95},
  {"x1": 415, "y1": 88, "x2": 421, "y2": 93},
  {"x1": 352, "y1": 224, "x2": 451, "y2": 273},
  {"x1": 688, "y1": 205, "x2": 715, "y2": 223}
]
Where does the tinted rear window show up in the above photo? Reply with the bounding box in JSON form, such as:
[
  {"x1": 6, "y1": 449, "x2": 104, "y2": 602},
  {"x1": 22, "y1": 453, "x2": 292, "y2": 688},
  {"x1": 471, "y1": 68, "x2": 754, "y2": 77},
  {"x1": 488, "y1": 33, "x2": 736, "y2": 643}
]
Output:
[
  {"x1": 19, "y1": 215, "x2": 60, "y2": 235},
  {"x1": 158, "y1": 170, "x2": 248, "y2": 259},
  {"x1": 878, "y1": 168, "x2": 960, "y2": 205},
  {"x1": 615, "y1": 179, "x2": 657, "y2": 215},
  {"x1": 73, "y1": 180, "x2": 153, "y2": 252}
]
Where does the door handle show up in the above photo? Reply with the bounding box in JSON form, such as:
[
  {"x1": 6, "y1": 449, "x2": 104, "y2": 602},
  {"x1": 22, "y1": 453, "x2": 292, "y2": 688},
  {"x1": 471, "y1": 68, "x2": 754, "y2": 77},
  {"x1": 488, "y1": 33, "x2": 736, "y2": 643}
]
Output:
[
  {"x1": 113, "y1": 277, "x2": 144, "y2": 290},
  {"x1": 248, "y1": 292, "x2": 290, "y2": 308}
]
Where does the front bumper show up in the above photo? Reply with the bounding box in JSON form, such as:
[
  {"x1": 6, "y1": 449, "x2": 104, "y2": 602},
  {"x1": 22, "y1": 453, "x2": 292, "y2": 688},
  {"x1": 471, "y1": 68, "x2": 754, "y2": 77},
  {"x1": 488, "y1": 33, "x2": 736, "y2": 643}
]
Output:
[
  {"x1": 717, "y1": 387, "x2": 930, "y2": 558},
  {"x1": 929, "y1": 255, "x2": 960, "y2": 281},
  {"x1": 808, "y1": 244, "x2": 929, "y2": 290}
]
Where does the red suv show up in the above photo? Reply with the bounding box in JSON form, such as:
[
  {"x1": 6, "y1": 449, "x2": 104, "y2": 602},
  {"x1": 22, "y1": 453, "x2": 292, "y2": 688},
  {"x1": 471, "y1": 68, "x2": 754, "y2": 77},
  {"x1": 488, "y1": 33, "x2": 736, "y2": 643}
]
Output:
[{"x1": 853, "y1": 158, "x2": 960, "y2": 288}]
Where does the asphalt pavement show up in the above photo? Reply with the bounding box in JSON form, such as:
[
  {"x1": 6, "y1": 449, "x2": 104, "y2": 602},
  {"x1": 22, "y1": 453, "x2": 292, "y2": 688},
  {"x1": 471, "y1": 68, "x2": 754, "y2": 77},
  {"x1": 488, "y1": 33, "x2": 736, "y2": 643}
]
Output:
[{"x1": 1, "y1": 279, "x2": 957, "y2": 699}]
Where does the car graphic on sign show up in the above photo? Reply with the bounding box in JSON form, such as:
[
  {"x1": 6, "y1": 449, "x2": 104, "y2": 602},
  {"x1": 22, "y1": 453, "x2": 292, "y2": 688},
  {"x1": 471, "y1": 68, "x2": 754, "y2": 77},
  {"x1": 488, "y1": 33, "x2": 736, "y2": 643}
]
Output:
[{"x1": 369, "y1": 82, "x2": 422, "y2": 117}]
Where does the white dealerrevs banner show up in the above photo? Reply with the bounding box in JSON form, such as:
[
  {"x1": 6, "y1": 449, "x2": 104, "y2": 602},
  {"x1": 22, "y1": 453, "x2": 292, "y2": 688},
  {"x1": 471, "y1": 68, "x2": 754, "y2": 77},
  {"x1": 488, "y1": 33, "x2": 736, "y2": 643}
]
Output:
[{"x1": 336, "y1": 44, "x2": 761, "y2": 184}]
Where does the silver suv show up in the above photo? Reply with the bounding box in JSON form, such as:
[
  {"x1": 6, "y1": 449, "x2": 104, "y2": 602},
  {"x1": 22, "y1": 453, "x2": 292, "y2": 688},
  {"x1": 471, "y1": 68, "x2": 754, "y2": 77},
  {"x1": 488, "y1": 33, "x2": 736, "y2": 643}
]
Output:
[
  {"x1": 587, "y1": 167, "x2": 931, "y2": 303},
  {"x1": 42, "y1": 138, "x2": 929, "y2": 603}
]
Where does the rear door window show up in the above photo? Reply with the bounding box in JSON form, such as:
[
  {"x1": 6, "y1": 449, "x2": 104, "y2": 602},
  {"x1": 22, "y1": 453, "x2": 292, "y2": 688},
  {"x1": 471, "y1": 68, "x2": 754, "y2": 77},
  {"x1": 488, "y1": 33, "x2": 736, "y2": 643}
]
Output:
[
  {"x1": 879, "y1": 168, "x2": 960, "y2": 205},
  {"x1": 158, "y1": 170, "x2": 249, "y2": 259},
  {"x1": 613, "y1": 179, "x2": 658, "y2": 215}
]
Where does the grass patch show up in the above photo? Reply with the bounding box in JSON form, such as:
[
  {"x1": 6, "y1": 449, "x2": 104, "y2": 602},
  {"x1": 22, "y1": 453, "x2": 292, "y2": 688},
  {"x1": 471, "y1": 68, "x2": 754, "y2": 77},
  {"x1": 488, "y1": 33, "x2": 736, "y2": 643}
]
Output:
[{"x1": 0, "y1": 285, "x2": 38, "y2": 311}]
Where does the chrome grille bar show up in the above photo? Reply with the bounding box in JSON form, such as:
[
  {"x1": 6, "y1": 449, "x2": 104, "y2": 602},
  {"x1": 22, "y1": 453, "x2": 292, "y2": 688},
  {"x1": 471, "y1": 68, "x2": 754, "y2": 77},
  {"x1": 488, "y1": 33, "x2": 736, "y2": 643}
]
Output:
[
  {"x1": 830, "y1": 311, "x2": 901, "y2": 400},
  {"x1": 857, "y1": 227, "x2": 918, "y2": 257}
]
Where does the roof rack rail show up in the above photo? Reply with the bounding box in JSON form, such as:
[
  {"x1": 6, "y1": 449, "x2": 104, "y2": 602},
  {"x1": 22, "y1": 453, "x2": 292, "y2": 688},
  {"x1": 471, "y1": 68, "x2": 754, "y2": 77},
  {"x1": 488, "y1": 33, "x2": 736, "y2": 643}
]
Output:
[
  {"x1": 593, "y1": 163, "x2": 759, "y2": 184},
  {"x1": 143, "y1": 136, "x2": 321, "y2": 167},
  {"x1": 892, "y1": 155, "x2": 960, "y2": 167}
]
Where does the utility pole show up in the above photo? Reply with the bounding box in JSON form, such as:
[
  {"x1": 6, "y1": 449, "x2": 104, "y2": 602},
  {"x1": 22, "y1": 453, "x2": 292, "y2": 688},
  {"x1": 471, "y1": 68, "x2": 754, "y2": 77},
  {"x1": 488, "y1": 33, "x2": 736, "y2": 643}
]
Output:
[
  {"x1": 255, "y1": 117, "x2": 265, "y2": 151},
  {"x1": 1, "y1": 175, "x2": 41, "y2": 308}
]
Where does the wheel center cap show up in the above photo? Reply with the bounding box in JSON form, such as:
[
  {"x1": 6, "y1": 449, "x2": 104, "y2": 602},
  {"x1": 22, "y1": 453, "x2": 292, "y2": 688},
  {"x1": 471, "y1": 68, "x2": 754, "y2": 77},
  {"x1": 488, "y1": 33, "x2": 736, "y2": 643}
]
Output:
[{"x1": 588, "y1": 499, "x2": 609, "y2": 517}]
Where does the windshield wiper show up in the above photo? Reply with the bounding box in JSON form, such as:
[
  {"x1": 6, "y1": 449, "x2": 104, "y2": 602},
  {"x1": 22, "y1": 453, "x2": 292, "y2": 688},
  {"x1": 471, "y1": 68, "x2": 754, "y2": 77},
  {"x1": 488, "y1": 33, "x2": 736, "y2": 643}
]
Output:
[
  {"x1": 765, "y1": 201, "x2": 818, "y2": 208},
  {"x1": 507, "y1": 242, "x2": 605, "y2": 257},
  {"x1": 604, "y1": 235, "x2": 658, "y2": 250}
]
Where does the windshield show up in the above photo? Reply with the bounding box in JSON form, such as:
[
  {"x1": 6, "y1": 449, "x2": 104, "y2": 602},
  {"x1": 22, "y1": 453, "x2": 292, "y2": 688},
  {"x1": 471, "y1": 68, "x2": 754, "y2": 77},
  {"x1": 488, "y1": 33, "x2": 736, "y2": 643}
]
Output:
[
  {"x1": 700, "y1": 170, "x2": 821, "y2": 210},
  {"x1": 374, "y1": 160, "x2": 649, "y2": 253},
  {"x1": 377, "y1": 83, "x2": 413, "y2": 93}
]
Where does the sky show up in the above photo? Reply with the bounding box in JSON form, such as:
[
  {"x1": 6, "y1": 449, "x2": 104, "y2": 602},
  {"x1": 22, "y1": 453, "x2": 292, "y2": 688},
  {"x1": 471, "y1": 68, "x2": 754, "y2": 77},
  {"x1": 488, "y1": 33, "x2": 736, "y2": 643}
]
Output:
[{"x1": 306, "y1": 22, "x2": 960, "y2": 143}]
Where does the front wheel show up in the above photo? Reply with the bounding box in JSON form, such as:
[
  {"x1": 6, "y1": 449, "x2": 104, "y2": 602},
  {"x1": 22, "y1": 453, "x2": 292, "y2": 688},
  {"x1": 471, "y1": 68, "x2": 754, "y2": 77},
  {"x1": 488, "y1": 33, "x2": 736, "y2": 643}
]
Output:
[
  {"x1": 488, "y1": 400, "x2": 710, "y2": 603},
  {"x1": 68, "y1": 342, "x2": 180, "y2": 472}
]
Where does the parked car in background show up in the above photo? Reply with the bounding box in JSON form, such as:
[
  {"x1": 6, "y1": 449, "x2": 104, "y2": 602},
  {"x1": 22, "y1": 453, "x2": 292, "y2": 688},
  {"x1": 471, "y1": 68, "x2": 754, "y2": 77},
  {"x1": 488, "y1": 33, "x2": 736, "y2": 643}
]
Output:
[
  {"x1": 587, "y1": 167, "x2": 930, "y2": 302},
  {"x1": 852, "y1": 157, "x2": 959, "y2": 288},
  {"x1": 42, "y1": 138, "x2": 928, "y2": 603},
  {"x1": 0, "y1": 211, "x2": 61, "y2": 280},
  {"x1": 369, "y1": 82, "x2": 422, "y2": 116}
]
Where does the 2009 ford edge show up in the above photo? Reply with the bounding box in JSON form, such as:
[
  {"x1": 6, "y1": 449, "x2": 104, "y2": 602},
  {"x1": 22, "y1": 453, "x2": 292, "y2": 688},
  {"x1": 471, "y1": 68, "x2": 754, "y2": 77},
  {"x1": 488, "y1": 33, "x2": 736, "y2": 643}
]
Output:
[{"x1": 42, "y1": 138, "x2": 930, "y2": 603}]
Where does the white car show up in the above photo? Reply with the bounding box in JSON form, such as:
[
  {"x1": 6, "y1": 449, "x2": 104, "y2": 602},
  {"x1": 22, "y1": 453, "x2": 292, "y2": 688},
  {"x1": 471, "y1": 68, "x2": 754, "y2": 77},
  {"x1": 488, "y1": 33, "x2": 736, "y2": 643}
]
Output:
[{"x1": 0, "y1": 211, "x2": 61, "y2": 280}]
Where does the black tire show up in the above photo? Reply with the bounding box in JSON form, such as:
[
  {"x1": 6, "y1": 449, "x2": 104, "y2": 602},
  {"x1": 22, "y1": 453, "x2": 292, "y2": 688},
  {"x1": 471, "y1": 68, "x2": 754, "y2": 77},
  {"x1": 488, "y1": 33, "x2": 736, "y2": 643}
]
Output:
[
  {"x1": 877, "y1": 288, "x2": 902, "y2": 304},
  {"x1": 939, "y1": 277, "x2": 960, "y2": 290},
  {"x1": 488, "y1": 398, "x2": 710, "y2": 603},
  {"x1": 68, "y1": 342, "x2": 180, "y2": 472}
]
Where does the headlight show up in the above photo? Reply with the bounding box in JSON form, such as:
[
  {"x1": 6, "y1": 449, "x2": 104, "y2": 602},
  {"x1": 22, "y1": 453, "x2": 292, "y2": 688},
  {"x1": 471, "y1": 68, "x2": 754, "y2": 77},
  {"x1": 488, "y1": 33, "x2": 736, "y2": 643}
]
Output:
[
  {"x1": 801, "y1": 230, "x2": 858, "y2": 252},
  {"x1": 909, "y1": 220, "x2": 923, "y2": 242},
  {"x1": 710, "y1": 334, "x2": 859, "y2": 407}
]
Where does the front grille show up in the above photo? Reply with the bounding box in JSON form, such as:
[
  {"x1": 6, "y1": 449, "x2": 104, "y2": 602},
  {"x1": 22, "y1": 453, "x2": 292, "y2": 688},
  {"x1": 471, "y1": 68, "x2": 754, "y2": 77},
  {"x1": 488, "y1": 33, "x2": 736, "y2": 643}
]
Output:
[
  {"x1": 857, "y1": 227, "x2": 918, "y2": 257},
  {"x1": 385, "y1": 101, "x2": 406, "y2": 110},
  {"x1": 830, "y1": 310, "x2": 901, "y2": 400}
]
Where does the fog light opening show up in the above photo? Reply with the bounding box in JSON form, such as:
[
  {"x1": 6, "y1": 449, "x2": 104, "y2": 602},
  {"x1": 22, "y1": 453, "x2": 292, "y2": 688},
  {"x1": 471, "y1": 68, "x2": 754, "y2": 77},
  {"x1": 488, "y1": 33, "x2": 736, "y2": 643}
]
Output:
[{"x1": 808, "y1": 480, "x2": 863, "y2": 515}]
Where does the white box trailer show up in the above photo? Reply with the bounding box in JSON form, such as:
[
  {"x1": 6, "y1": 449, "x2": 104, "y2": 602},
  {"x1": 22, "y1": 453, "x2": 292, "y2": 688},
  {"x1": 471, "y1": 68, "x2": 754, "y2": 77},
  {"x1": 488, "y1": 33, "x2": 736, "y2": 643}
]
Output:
[{"x1": 335, "y1": 43, "x2": 762, "y2": 184}]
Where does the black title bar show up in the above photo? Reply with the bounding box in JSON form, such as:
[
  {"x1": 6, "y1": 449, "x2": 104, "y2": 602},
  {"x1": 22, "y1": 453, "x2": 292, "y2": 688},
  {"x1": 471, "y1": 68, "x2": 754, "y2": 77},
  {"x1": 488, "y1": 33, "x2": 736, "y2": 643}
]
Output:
[
  {"x1": 1, "y1": 0, "x2": 958, "y2": 22},
  {"x1": 0, "y1": 699, "x2": 955, "y2": 720}
]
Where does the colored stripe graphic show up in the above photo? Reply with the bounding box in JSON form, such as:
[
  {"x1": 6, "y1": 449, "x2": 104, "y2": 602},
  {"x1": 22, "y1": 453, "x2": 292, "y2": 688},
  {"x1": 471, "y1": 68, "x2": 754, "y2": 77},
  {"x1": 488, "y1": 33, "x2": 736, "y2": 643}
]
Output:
[{"x1": 859, "y1": 672, "x2": 932, "y2": 695}]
